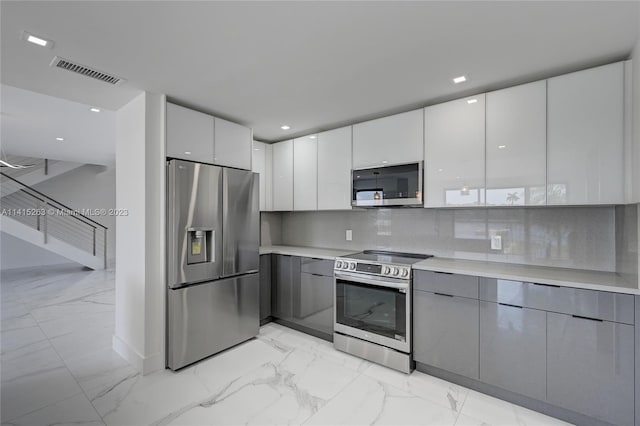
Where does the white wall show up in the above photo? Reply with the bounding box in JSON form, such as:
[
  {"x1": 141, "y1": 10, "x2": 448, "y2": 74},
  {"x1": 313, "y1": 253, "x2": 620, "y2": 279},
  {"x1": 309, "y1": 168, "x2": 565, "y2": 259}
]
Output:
[
  {"x1": 143, "y1": 93, "x2": 166, "y2": 366},
  {"x1": 113, "y1": 92, "x2": 165, "y2": 375},
  {"x1": 0, "y1": 233, "x2": 69, "y2": 269},
  {"x1": 634, "y1": 30, "x2": 640, "y2": 288},
  {"x1": 0, "y1": 164, "x2": 116, "y2": 270},
  {"x1": 632, "y1": 35, "x2": 640, "y2": 203}
]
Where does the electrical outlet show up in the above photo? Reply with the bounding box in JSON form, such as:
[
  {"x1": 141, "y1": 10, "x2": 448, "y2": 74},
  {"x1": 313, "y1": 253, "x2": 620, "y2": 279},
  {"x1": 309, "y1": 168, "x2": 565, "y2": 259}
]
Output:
[
  {"x1": 491, "y1": 235, "x2": 502, "y2": 250},
  {"x1": 345, "y1": 230, "x2": 352, "y2": 241}
]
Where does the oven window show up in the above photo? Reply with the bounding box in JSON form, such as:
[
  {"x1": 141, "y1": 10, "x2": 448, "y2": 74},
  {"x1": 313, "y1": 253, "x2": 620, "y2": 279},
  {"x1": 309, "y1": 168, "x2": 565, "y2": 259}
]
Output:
[{"x1": 336, "y1": 279, "x2": 406, "y2": 341}]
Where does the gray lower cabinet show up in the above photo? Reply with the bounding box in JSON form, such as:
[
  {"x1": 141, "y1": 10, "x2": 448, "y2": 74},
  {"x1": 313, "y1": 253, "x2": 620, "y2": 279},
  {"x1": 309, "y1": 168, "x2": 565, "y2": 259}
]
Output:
[
  {"x1": 413, "y1": 290, "x2": 479, "y2": 379},
  {"x1": 414, "y1": 272, "x2": 636, "y2": 424},
  {"x1": 271, "y1": 255, "x2": 334, "y2": 338},
  {"x1": 292, "y1": 272, "x2": 333, "y2": 335},
  {"x1": 479, "y1": 301, "x2": 546, "y2": 401},
  {"x1": 259, "y1": 254, "x2": 271, "y2": 322},
  {"x1": 271, "y1": 254, "x2": 300, "y2": 321},
  {"x1": 547, "y1": 312, "x2": 634, "y2": 426}
]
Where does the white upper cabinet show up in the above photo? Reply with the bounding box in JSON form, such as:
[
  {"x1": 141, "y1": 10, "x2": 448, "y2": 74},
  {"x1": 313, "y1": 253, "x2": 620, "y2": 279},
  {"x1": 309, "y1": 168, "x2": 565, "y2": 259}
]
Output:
[
  {"x1": 252, "y1": 140, "x2": 268, "y2": 211},
  {"x1": 166, "y1": 102, "x2": 214, "y2": 162},
  {"x1": 425, "y1": 95, "x2": 486, "y2": 207},
  {"x1": 166, "y1": 102, "x2": 252, "y2": 169},
  {"x1": 265, "y1": 144, "x2": 273, "y2": 211},
  {"x1": 272, "y1": 140, "x2": 294, "y2": 211},
  {"x1": 547, "y1": 62, "x2": 625, "y2": 205},
  {"x1": 486, "y1": 81, "x2": 547, "y2": 206},
  {"x1": 318, "y1": 127, "x2": 353, "y2": 210},
  {"x1": 293, "y1": 136, "x2": 318, "y2": 211},
  {"x1": 214, "y1": 117, "x2": 252, "y2": 170},
  {"x1": 352, "y1": 109, "x2": 424, "y2": 169}
]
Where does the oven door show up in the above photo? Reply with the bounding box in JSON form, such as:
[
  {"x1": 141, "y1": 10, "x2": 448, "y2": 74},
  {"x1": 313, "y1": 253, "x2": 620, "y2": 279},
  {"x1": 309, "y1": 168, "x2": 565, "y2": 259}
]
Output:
[{"x1": 334, "y1": 272, "x2": 410, "y2": 353}]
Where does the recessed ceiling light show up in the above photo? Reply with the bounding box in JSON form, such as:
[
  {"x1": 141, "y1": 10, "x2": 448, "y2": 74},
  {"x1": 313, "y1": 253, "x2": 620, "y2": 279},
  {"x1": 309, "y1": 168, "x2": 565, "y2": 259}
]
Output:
[
  {"x1": 280, "y1": 125, "x2": 290, "y2": 130},
  {"x1": 253, "y1": 148, "x2": 260, "y2": 151},
  {"x1": 382, "y1": 161, "x2": 388, "y2": 164},
  {"x1": 21, "y1": 31, "x2": 54, "y2": 49},
  {"x1": 90, "y1": 107, "x2": 101, "y2": 113},
  {"x1": 56, "y1": 137, "x2": 64, "y2": 141},
  {"x1": 467, "y1": 98, "x2": 478, "y2": 104},
  {"x1": 309, "y1": 135, "x2": 317, "y2": 139},
  {"x1": 184, "y1": 151, "x2": 191, "y2": 155},
  {"x1": 438, "y1": 168, "x2": 444, "y2": 172},
  {"x1": 453, "y1": 75, "x2": 468, "y2": 84},
  {"x1": 498, "y1": 145, "x2": 506, "y2": 149}
]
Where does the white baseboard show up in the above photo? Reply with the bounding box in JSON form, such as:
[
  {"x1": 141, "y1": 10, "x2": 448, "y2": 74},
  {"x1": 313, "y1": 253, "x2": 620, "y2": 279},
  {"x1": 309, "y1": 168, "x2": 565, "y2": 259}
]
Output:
[
  {"x1": 112, "y1": 334, "x2": 164, "y2": 375},
  {"x1": 142, "y1": 350, "x2": 164, "y2": 375}
]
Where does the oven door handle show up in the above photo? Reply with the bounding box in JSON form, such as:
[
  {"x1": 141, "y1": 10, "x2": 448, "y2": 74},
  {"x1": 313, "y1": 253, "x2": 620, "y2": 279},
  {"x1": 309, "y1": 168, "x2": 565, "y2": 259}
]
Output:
[{"x1": 335, "y1": 272, "x2": 409, "y2": 291}]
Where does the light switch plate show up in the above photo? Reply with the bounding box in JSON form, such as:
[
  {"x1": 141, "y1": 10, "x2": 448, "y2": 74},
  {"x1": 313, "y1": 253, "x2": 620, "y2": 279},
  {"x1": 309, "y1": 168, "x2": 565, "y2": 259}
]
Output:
[
  {"x1": 491, "y1": 235, "x2": 502, "y2": 250},
  {"x1": 345, "y1": 230, "x2": 352, "y2": 241}
]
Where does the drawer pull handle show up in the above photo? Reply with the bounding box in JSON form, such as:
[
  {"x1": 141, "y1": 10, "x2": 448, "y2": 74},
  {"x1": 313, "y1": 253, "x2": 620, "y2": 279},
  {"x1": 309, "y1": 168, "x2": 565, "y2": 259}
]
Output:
[
  {"x1": 311, "y1": 273, "x2": 325, "y2": 277},
  {"x1": 434, "y1": 271, "x2": 453, "y2": 275},
  {"x1": 532, "y1": 283, "x2": 561, "y2": 288},
  {"x1": 434, "y1": 292, "x2": 454, "y2": 298},
  {"x1": 572, "y1": 315, "x2": 603, "y2": 322},
  {"x1": 499, "y1": 303, "x2": 523, "y2": 309}
]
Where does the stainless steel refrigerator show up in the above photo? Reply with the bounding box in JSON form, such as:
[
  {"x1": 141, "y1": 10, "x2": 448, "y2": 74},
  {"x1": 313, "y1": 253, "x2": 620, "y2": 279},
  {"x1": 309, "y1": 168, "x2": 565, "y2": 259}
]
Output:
[{"x1": 166, "y1": 159, "x2": 259, "y2": 370}]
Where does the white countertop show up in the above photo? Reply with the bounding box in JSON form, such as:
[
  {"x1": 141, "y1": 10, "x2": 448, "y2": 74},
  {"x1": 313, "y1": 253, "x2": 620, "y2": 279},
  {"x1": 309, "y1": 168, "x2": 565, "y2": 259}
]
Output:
[
  {"x1": 260, "y1": 245, "x2": 639, "y2": 295},
  {"x1": 413, "y1": 257, "x2": 639, "y2": 295},
  {"x1": 259, "y1": 245, "x2": 356, "y2": 260}
]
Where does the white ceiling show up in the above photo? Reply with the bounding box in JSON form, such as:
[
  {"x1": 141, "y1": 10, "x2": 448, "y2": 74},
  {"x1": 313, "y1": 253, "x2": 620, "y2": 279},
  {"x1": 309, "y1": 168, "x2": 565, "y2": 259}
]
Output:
[
  {"x1": 1, "y1": 1, "x2": 639, "y2": 144},
  {"x1": 0, "y1": 84, "x2": 116, "y2": 165}
]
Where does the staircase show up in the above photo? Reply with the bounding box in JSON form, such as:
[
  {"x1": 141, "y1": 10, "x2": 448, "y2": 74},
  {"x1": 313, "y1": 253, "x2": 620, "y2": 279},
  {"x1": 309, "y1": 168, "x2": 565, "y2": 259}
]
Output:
[
  {"x1": 0, "y1": 155, "x2": 84, "y2": 196},
  {"x1": 0, "y1": 172, "x2": 107, "y2": 270}
]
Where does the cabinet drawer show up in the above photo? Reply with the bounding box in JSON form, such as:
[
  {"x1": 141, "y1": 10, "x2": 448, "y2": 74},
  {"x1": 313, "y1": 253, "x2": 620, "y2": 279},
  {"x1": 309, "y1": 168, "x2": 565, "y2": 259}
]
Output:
[
  {"x1": 300, "y1": 257, "x2": 334, "y2": 277},
  {"x1": 479, "y1": 278, "x2": 634, "y2": 325},
  {"x1": 414, "y1": 270, "x2": 478, "y2": 299},
  {"x1": 534, "y1": 284, "x2": 634, "y2": 325},
  {"x1": 479, "y1": 278, "x2": 541, "y2": 307}
]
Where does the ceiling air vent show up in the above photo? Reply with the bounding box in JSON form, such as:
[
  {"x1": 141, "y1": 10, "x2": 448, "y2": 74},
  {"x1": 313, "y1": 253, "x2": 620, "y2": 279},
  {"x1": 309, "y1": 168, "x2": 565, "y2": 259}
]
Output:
[{"x1": 50, "y1": 56, "x2": 126, "y2": 86}]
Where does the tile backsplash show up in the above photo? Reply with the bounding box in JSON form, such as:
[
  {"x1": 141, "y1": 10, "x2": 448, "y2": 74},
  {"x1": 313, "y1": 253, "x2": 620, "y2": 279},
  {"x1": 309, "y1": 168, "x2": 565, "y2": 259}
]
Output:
[
  {"x1": 262, "y1": 206, "x2": 627, "y2": 272},
  {"x1": 260, "y1": 212, "x2": 283, "y2": 246}
]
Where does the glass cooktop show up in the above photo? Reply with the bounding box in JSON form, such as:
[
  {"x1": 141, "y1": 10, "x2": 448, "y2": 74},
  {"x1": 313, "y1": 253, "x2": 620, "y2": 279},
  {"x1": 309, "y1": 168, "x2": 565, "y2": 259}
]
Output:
[{"x1": 341, "y1": 250, "x2": 433, "y2": 265}]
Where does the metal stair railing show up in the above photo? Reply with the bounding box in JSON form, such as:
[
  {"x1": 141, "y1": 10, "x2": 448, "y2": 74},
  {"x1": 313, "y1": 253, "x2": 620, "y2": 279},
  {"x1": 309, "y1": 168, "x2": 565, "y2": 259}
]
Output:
[
  {"x1": 0, "y1": 155, "x2": 57, "y2": 180},
  {"x1": 0, "y1": 172, "x2": 107, "y2": 269}
]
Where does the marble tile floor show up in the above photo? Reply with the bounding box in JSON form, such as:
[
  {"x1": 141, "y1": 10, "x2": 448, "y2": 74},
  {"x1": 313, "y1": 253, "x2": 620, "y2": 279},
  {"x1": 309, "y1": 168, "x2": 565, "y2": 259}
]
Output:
[{"x1": 1, "y1": 264, "x2": 572, "y2": 426}]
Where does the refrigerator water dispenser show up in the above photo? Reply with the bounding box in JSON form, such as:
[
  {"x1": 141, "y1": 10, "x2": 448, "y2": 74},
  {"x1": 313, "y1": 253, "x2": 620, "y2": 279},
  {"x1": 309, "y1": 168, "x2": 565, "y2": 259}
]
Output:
[{"x1": 187, "y1": 228, "x2": 214, "y2": 264}]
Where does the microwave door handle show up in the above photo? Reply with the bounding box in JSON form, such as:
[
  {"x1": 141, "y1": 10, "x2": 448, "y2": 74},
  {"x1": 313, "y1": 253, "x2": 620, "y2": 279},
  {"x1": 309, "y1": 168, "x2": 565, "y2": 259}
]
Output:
[{"x1": 335, "y1": 272, "x2": 409, "y2": 291}]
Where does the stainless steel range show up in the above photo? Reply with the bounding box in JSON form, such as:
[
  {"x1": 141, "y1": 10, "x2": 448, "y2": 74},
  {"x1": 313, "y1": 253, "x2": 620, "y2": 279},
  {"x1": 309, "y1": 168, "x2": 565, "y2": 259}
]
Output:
[{"x1": 333, "y1": 250, "x2": 432, "y2": 373}]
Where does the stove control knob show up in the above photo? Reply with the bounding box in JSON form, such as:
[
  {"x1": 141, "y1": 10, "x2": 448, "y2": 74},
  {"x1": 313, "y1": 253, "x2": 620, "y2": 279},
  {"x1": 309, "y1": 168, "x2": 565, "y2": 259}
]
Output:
[
  {"x1": 391, "y1": 267, "x2": 399, "y2": 276},
  {"x1": 400, "y1": 268, "x2": 409, "y2": 278},
  {"x1": 382, "y1": 266, "x2": 391, "y2": 275},
  {"x1": 349, "y1": 262, "x2": 356, "y2": 271},
  {"x1": 335, "y1": 261, "x2": 343, "y2": 269}
]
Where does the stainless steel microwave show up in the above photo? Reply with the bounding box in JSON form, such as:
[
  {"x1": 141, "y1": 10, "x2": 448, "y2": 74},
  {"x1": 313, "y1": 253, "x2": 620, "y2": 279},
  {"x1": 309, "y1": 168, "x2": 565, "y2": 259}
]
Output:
[{"x1": 352, "y1": 162, "x2": 423, "y2": 207}]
